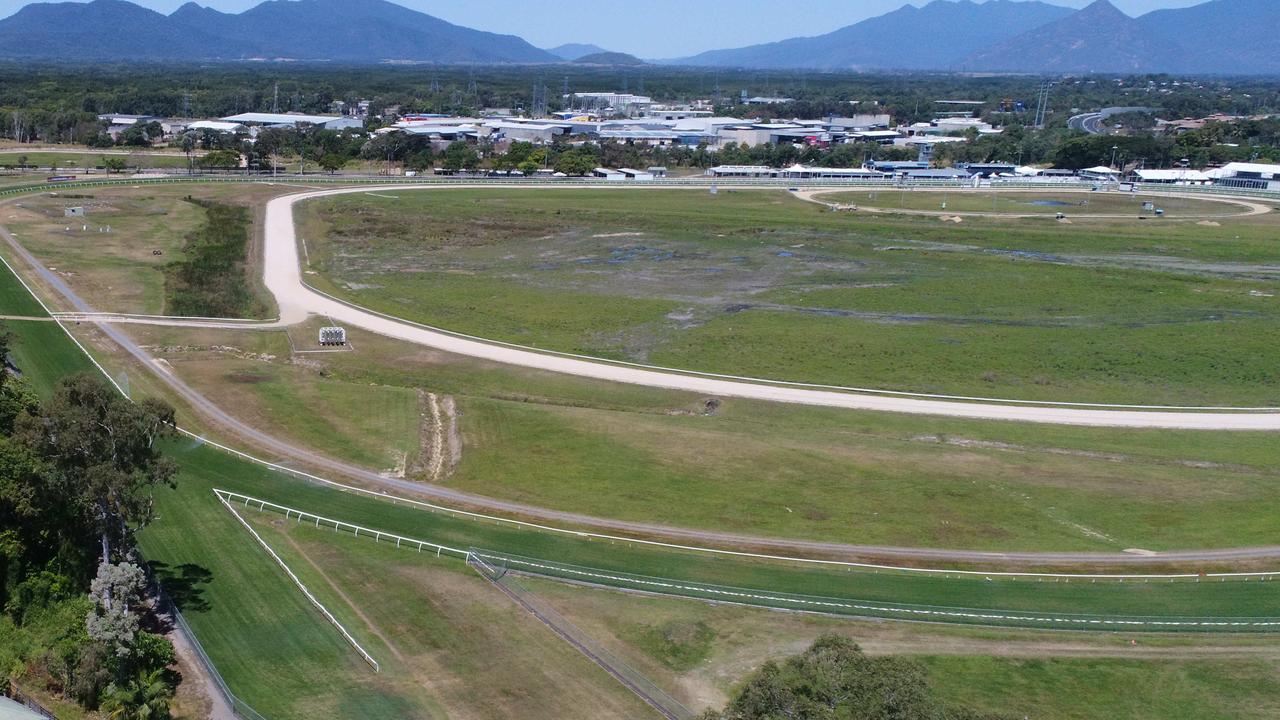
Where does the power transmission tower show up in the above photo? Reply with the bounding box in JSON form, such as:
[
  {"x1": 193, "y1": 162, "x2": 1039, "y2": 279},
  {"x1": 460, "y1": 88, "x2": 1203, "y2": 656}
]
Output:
[
  {"x1": 272, "y1": 83, "x2": 279, "y2": 113},
  {"x1": 430, "y1": 75, "x2": 441, "y2": 93},
  {"x1": 1033, "y1": 82, "x2": 1052, "y2": 129},
  {"x1": 531, "y1": 82, "x2": 548, "y2": 118},
  {"x1": 181, "y1": 90, "x2": 191, "y2": 117}
]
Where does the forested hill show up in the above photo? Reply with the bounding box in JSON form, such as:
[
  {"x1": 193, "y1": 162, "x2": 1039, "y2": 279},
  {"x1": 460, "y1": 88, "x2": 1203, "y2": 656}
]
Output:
[{"x1": 0, "y1": 0, "x2": 556, "y2": 62}]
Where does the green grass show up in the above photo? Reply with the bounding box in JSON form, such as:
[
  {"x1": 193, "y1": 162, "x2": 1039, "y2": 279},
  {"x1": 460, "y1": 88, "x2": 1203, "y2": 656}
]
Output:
[
  {"x1": 5, "y1": 249, "x2": 1280, "y2": 718},
  {"x1": 4, "y1": 320, "x2": 97, "y2": 397},
  {"x1": 182, "y1": 356, "x2": 422, "y2": 472},
  {"x1": 5, "y1": 207, "x2": 1279, "y2": 619},
  {"x1": 925, "y1": 656, "x2": 1280, "y2": 720},
  {"x1": 119, "y1": 316, "x2": 1280, "y2": 554},
  {"x1": 299, "y1": 188, "x2": 1280, "y2": 405}
]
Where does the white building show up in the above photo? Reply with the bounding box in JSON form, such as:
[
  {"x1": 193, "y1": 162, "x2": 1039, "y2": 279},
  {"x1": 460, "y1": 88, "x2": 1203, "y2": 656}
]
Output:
[
  {"x1": 188, "y1": 120, "x2": 247, "y2": 134},
  {"x1": 221, "y1": 112, "x2": 362, "y2": 130},
  {"x1": 1079, "y1": 166, "x2": 1123, "y2": 182},
  {"x1": 566, "y1": 92, "x2": 654, "y2": 116},
  {"x1": 1130, "y1": 168, "x2": 1211, "y2": 185},
  {"x1": 1206, "y1": 162, "x2": 1280, "y2": 191},
  {"x1": 706, "y1": 165, "x2": 774, "y2": 178}
]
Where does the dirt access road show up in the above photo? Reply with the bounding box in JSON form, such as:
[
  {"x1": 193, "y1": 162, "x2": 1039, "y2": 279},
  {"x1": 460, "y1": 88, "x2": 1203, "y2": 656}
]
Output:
[{"x1": 264, "y1": 185, "x2": 1280, "y2": 430}]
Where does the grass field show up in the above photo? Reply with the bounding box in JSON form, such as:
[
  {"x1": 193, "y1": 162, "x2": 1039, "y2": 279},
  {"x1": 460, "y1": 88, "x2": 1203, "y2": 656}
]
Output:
[
  {"x1": 3, "y1": 184, "x2": 287, "y2": 315},
  {"x1": 100, "y1": 312, "x2": 1280, "y2": 554},
  {"x1": 531, "y1": 575, "x2": 1280, "y2": 718},
  {"x1": 5, "y1": 252, "x2": 1280, "y2": 718},
  {"x1": 8, "y1": 223, "x2": 1280, "y2": 558},
  {"x1": 299, "y1": 188, "x2": 1280, "y2": 405},
  {"x1": 817, "y1": 188, "x2": 1248, "y2": 216}
]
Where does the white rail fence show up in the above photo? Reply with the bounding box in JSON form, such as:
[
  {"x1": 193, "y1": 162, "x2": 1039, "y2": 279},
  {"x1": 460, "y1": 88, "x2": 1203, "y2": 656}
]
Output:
[{"x1": 216, "y1": 490, "x2": 382, "y2": 672}]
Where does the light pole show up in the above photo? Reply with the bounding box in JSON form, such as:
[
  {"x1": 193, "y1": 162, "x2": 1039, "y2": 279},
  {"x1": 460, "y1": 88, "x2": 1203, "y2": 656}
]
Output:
[{"x1": 1110, "y1": 145, "x2": 1119, "y2": 170}]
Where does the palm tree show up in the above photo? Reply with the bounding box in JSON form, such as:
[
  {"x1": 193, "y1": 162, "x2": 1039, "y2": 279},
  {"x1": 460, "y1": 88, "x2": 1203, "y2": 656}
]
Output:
[{"x1": 101, "y1": 669, "x2": 174, "y2": 720}]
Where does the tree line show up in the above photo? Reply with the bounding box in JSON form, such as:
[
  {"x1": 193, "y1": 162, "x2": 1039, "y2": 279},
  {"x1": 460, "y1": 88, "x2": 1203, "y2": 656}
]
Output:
[{"x1": 0, "y1": 354, "x2": 181, "y2": 720}]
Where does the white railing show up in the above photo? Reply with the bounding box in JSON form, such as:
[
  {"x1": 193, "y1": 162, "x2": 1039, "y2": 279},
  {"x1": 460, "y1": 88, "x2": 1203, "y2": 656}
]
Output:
[{"x1": 216, "y1": 490, "x2": 382, "y2": 672}]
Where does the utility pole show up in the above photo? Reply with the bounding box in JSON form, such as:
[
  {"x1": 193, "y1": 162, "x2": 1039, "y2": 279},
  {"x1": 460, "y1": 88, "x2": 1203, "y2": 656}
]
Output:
[{"x1": 272, "y1": 83, "x2": 279, "y2": 113}]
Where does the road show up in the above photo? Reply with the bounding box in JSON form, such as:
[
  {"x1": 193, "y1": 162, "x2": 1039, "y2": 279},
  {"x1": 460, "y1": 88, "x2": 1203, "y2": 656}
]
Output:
[
  {"x1": 263, "y1": 185, "x2": 1280, "y2": 430},
  {"x1": 7, "y1": 183, "x2": 1280, "y2": 567},
  {"x1": 1068, "y1": 106, "x2": 1158, "y2": 135}
]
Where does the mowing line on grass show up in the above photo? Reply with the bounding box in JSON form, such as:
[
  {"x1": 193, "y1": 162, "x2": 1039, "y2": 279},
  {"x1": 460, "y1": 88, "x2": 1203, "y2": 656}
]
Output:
[{"x1": 216, "y1": 491, "x2": 382, "y2": 672}]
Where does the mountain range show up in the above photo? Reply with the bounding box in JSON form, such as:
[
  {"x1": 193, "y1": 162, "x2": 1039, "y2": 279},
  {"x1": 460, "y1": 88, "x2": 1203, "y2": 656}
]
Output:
[
  {"x1": 0, "y1": 0, "x2": 555, "y2": 62},
  {"x1": 0, "y1": 0, "x2": 1275, "y2": 74},
  {"x1": 680, "y1": 0, "x2": 1280, "y2": 75}
]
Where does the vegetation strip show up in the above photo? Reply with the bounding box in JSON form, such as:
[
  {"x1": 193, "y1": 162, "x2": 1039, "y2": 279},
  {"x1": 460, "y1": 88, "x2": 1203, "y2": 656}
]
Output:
[{"x1": 164, "y1": 198, "x2": 262, "y2": 318}]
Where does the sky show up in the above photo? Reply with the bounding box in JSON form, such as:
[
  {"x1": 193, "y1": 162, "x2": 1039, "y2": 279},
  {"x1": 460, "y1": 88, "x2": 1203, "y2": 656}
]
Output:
[{"x1": 0, "y1": 0, "x2": 1209, "y2": 57}]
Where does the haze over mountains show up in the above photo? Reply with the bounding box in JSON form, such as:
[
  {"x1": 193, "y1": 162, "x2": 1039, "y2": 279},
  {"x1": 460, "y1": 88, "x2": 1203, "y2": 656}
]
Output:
[{"x1": 0, "y1": 0, "x2": 1275, "y2": 74}]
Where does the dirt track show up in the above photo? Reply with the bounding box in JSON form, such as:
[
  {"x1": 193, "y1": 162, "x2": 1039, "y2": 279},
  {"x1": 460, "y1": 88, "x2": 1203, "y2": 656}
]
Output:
[{"x1": 259, "y1": 185, "x2": 1280, "y2": 429}]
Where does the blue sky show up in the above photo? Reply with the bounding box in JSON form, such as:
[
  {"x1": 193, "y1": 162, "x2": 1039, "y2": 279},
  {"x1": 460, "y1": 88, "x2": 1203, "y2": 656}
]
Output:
[{"x1": 0, "y1": 0, "x2": 1208, "y2": 57}]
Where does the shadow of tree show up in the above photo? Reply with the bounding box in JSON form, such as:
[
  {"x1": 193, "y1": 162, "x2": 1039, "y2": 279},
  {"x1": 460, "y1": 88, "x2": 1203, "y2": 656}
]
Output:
[{"x1": 148, "y1": 560, "x2": 213, "y2": 614}]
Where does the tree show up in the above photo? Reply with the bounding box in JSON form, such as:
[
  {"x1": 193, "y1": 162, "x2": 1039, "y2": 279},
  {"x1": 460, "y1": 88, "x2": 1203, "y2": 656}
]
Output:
[
  {"x1": 440, "y1": 140, "x2": 480, "y2": 171},
  {"x1": 100, "y1": 668, "x2": 174, "y2": 720},
  {"x1": 198, "y1": 149, "x2": 240, "y2": 170},
  {"x1": 16, "y1": 374, "x2": 176, "y2": 567},
  {"x1": 705, "y1": 635, "x2": 1006, "y2": 720},
  {"x1": 86, "y1": 561, "x2": 147, "y2": 658},
  {"x1": 101, "y1": 156, "x2": 127, "y2": 174},
  {"x1": 553, "y1": 150, "x2": 596, "y2": 176},
  {"x1": 318, "y1": 153, "x2": 346, "y2": 174},
  {"x1": 179, "y1": 132, "x2": 196, "y2": 175}
]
